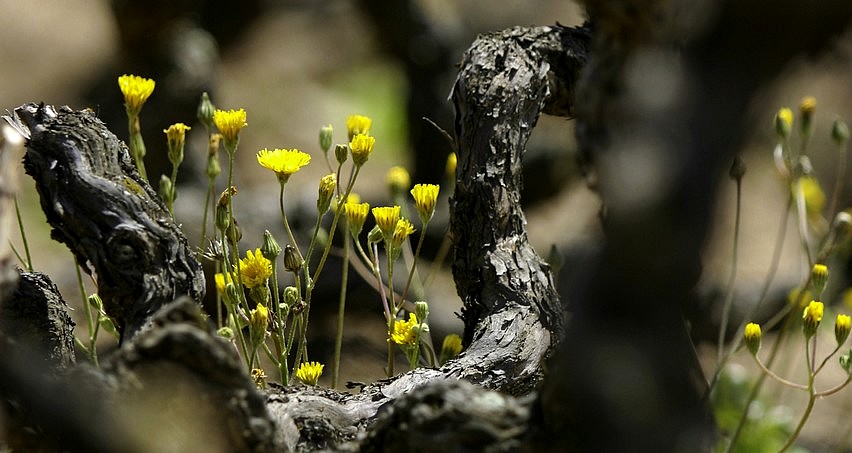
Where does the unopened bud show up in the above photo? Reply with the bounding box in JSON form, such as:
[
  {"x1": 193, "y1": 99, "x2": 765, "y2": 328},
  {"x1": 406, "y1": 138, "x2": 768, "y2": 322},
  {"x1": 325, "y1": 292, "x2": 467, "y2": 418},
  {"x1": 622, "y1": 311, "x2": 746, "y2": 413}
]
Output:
[
  {"x1": 261, "y1": 230, "x2": 281, "y2": 260},
  {"x1": 284, "y1": 244, "x2": 303, "y2": 272},
  {"x1": 802, "y1": 300, "x2": 824, "y2": 338},
  {"x1": 197, "y1": 92, "x2": 216, "y2": 130},
  {"x1": 833, "y1": 118, "x2": 850, "y2": 145},
  {"x1": 743, "y1": 322, "x2": 762, "y2": 355},
  {"x1": 319, "y1": 124, "x2": 333, "y2": 154},
  {"x1": 811, "y1": 263, "x2": 829, "y2": 296},
  {"x1": 317, "y1": 173, "x2": 336, "y2": 214},
  {"x1": 414, "y1": 301, "x2": 429, "y2": 324},
  {"x1": 836, "y1": 314, "x2": 851, "y2": 346},
  {"x1": 334, "y1": 144, "x2": 349, "y2": 165}
]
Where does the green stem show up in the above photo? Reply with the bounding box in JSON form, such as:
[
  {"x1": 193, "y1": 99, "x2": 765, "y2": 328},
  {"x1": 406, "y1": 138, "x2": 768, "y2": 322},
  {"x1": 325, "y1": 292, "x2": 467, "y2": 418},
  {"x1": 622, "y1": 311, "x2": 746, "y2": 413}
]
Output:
[
  {"x1": 75, "y1": 262, "x2": 97, "y2": 366},
  {"x1": 717, "y1": 175, "x2": 742, "y2": 363},
  {"x1": 401, "y1": 221, "x2": 429, "y2": 305},
  {"x1": 779, "y1": 372, "x2": 816, "y2": 452},
  {"x1": 332, "y1": 228, "x2": 350, "y2": 389}
]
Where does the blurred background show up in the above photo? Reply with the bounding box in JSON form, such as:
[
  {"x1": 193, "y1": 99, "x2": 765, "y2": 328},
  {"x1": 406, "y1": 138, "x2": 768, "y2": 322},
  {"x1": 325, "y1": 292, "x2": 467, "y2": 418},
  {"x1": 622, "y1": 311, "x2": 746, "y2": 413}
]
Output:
[{"x1": 2, "y1": 0, "x2": 852, "y2": 449}]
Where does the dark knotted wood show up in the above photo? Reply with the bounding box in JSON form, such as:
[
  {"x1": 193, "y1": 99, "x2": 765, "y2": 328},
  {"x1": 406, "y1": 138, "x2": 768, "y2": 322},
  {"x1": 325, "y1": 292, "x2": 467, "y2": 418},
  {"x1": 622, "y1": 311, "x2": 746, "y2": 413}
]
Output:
[{"x1": 9, "y1": 104, "x2": 204, "y2": 340}]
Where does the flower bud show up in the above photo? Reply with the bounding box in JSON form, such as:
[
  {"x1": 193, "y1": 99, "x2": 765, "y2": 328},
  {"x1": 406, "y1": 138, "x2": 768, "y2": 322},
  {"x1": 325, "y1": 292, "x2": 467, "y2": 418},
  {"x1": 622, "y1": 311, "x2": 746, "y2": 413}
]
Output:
[
  {"x1": 319, "y1": 124, "x2": 333, "y2": 154},
  {"x1": 729, "y1": 155, "x2": 746, "y2": 181},
  {"x1": 217, "y1": 326, "x2": 234, "y2": 339},
  {"x1": 249, "y1": 303, "x2": 269, "y2": 347},
  {"x1": 445, "y1": 152, "x2": 457, "y2": 177},
  {"x1": 743, "y1": 322, "x2": 762, "y2": 355},
  {"x1": 224, "y1": 282, "x2": 240, "y2": 306},
  {"x1": 774, "y1": 107, "x2": 793, "y2": 139},
  {"x1": 802, "y1": 300, "x2": 824, "y2": 338},
  {"x1": 367, "y1": 225, "x2": 384, "y2": 244},
  {"x1": 261, "y1": 230, "x2": 282, "y2": 260},
  {"x1": 334, "y1": 144, "x2": 349, "y2": 165},
  {"x1": 800, "y1": 96, "x2": 817, "y2": 135},
  {"x1": 164, "y1": 123, "x2": 190, "y2": 167},
  {"x1": 414, "y1": 301, "x2": 429, "y2": 324},
  {"x1": 284, "y1": 244, "x2": 303, "y2": 272},
  {"x1": 833, "y1": 118, "x2": 850, "y2": 145},
  {"x1": 197, "y1": 92, "x2": 216, "y2": 130},
  {"x1": 836, "y1": 314, "x2": 851, "y2": 346},
  {"x1": 249, "y1": 285, "x2": 270, "y2": 306},
  {"x1": 317, "y1": 173, "x2": 337, "y2": 214},
  {"x1": 283, "y1": 286, "x2": 300, "y2": 307},
  {"x1": 841, "y1": 350, "x2": 852, "y2": 374},
  {"x1": 811, "y1": 263, "x2": 829, "y2": 296}
]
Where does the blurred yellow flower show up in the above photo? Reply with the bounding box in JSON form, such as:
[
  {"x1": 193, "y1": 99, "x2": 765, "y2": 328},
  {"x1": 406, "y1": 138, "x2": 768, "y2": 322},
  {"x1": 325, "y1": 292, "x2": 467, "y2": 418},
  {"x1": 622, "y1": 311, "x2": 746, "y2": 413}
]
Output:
[
  {"x1": 118, "y1": 74, "x2": 155, "y2": 115},
  {"x1": 794, "y1": 176, "x2": 826, "y2": 219},
  {"x1": 257, "y1": 148, "x2": 311, "y2": 184},
  {"x1": 445, "y1": 152, "x2": 457, "y2": 176},
  {"x1": 386, "y1": 166, "x2": 411, "y2": 195},
  {"x1": 775, "y1": 107, "x2": 793, "y2": 138},
  {"x1": 346, "y1": 114, "x2": 372, "y2": 140}
]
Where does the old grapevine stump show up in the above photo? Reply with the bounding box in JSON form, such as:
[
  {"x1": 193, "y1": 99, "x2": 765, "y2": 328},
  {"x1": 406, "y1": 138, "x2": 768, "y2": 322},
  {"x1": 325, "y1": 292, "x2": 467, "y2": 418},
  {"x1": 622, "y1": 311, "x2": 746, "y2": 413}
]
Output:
[{"x1": 0, "y1": 23, "x2": 591, "y2": 452}]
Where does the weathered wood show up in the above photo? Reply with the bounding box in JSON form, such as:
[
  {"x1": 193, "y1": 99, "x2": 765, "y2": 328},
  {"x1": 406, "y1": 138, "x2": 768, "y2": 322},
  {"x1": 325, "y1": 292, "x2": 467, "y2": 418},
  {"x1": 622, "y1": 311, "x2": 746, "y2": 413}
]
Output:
[{"x1": 9, "y1": 104, "x2": 205, "y2": 340}]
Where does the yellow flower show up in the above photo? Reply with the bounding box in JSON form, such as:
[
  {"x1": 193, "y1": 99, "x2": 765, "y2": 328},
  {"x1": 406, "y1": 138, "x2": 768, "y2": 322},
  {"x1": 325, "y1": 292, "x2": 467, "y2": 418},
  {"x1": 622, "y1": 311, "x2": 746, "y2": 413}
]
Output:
[
  {"x1": 372, "y1": 206, "x2": 400, "y2": 239},
  {"x1": 251, "y1": 368, "x2": 267, "y2": 390},
  {"x1": 775, "y1": 107, "x2": 793, "y2": 138},
  {"x1": 164, "y1": 123, "x2": 191, "y2": 165},
  {"x1": 835, "y1": 314, "x2": 851, "y2": 346},
  {"x1": 346, "y1": 114, "x2": 372, "y2": 140},
  {"x1": 118, "y1": 74, "x2": 155, "y2": 115},
  {"x1": 391, "y1": 218, "x2": 416, "y2": 248},
  {"x1": 386, "y1": 166, "x2": 411, "y2": 195},
  {"x1": 800, "y1": 96, "x2": 817, "y2": 117},
  {"x1": 238, "y1": 248, "x2": 273, "y2": 288},
  {"x1": 445, "y1": 152, "x2": 457, "y2": 176},
  {"x1": 295, "y1": 361, "x2": 324, "y2": 386},
  {"x1": 256, "y1": 148, "x2": 311, "y2": 184},
  {"x1": 349, "y1": 133, "x2": 375, "y2": 167},
  {"x1": 345, "y1": 201, "x2": 370, "y2": 236},
  {"x1": 802, "y1": 300, "x2": 824, "y2": 338},
  {"x1": 390, "y1": 313, "x2": 419, "y2": 345},
  {"x1": 794, "y1": 176, "x2": 825, "y2": 219},
  {"x1": 214, "y1": 272, "x2": 237, "y2": 294},
  {"x1": 440, "y1": 333, "x2": 462, "y2": 364},
  {"x1": 213, "y1": 108, "x2": 247, "y2": 149},
  {"x1": 743, "y1": 323, "x2": 761, "y2": 355},
  {"x1": 410, "y1": 183, "x2": 440, "y2": 224},
  {"x1": 249, "y1": 304, "x2": 269, "y2": 336}
]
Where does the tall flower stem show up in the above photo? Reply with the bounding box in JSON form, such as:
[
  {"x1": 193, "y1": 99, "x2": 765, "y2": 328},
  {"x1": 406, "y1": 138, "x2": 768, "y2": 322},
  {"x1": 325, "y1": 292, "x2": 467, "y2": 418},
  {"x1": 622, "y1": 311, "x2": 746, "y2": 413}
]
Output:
[
  {"x1": 332, "y1": 229, "x2": 350, "y2": 389},
  {"x1": 717, "y1": 171, "x2": 743, "y2": 363}
]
